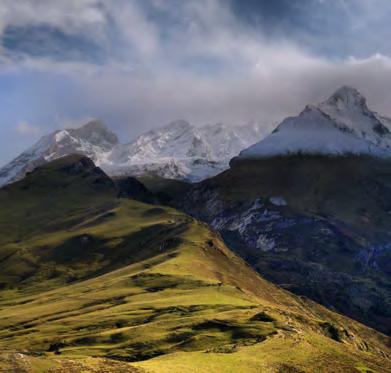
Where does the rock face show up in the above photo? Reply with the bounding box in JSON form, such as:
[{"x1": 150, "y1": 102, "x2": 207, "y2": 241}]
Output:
[
  {"x1": 179, "y1": 87, "x2": 391, "y2": 335},
  {"x1": 182, "y1": 156, "x2": 391, "y2": 336},
  {"x1": 0, "y1": 119, "x2": 266, "y2": 187}
]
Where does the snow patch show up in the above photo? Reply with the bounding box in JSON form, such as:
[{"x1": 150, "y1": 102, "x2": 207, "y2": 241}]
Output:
[
  {"x1": 256, "y1": 235, "x2": 276, "y2": 251},
  {"x1": 0, "y1": 119, "x2": 267, "y2": 186},
  {"x1": 54, "y1": 130, "x2": 69, "y2": 143},
  {"x1": 270, "y1": 196, "x2": 287, "y2": 206},
  {"x1": 238, "y1": 86, "x2": 391, "y2": 160}
]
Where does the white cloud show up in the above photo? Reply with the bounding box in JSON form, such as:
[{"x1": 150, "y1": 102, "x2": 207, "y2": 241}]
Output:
[
  {"x1": 0, "y1": 0, "x2": 107, "y2": 37},
  {"x1": 1, "y1": 0, "x2": 391, "y2": 142},
  {"x1": 15, "y1": 122, "x2": 41, "y2": 136}
]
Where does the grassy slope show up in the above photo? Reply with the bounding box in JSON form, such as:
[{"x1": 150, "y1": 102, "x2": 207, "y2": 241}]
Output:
[{"x1": 0, "y1": 155, "x2": 389, "y2": 372}]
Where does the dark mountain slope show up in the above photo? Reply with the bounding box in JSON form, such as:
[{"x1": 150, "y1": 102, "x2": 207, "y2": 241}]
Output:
[
  {"x1": 0, "y1": 155, "x2": 389, "y2": 372},
  {"x1": 180, "y1": 88, "x2": 391, "y2": 336}
]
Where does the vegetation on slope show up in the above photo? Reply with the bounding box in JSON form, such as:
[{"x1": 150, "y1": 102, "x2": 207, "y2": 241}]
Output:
[{"x1": 0, "y1": 155, "x2": 389, "y2": 372}]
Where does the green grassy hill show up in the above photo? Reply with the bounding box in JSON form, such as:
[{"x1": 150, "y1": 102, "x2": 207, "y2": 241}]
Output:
[{"x1": 0, "y1": 155, "x2": 389, "y2": 372}]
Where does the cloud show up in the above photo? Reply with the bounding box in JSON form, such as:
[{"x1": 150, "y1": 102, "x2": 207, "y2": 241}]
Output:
[
  {"x1": 15, "y1": 121, "x2": 41, "y2": 136},
  {"x1": 0, "y1": 0, "x2": 107, "y2": 37},
  {"x1": 0, "y1": 0, "x2": 391, "y2": 164},
  {"x1": 69, "y1": 50, "x2": 391, "y2": 133}
]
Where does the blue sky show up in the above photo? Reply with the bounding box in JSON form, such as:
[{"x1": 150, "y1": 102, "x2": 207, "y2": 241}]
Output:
[{"x1": 1, "y1": 0, "x2": 391, "y2": 165}]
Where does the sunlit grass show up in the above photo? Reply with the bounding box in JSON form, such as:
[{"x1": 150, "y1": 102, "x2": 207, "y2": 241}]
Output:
[{"x1": 0, "y1": 155, "x2": 389, "y2": 372}]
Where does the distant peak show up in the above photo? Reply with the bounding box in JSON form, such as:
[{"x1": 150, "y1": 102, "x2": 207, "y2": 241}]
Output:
[
  {"x1": 322, "y1": 86, "x2": 367, "y2": 110},
  {"x1": 158, "y1": 120, "x2": 193, "y2": 135},
  {"x1": 166, "y1": 119, "x2": 191, "y2": 129},
  {"x1": 331, "y1": 85, "x2": 364, "y2": 99},
  {"x1": 79, "y1": 119, "x2": 109, "y2": 132},
  {"x1": 70, "y1": 119, "x2": 119, "y2": 145},
  {"x1": 201, "y1": 122, "x2": 226, "y2": 132}
]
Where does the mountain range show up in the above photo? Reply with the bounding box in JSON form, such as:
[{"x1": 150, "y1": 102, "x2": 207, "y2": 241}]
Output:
[
  {"x1": 0, "y1": 119, "x2": 266, "y2": 187},
  {"x1": 1, "y1": 86, "x2": 391, "y2": 371},
  {"x1": 0, "y1": 154, "x2": 389, "y2": 372},
  {"x1": 178, "y1": 87, "x2": 391, "y2": 336}
]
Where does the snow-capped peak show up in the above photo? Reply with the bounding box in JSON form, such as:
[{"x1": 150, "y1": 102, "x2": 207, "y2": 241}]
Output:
[
  {"x1": 238, "y1": 86, "x2": 391, "y2": 160},
  {"x1": 162, "y1": 119, "x2": 192, "y2": 131},
  {"x1": 322, "y1": 86, "x2": 367, "y2": 111},
  {"x1": 318, "y1": 87, "x2": 390, "y2": 141},
  {"x1": 0, "y1": 119, "x2": 267, "y2": 186},
  {"x1": 0, "y1": 120, "x2": 119, "y2": 186},
  {"x1": 67, "y1": 120, "x2": 119, "y2": 149},
  {"x1": 103, "y1": 120, "x2": 266, "y2": 181}
]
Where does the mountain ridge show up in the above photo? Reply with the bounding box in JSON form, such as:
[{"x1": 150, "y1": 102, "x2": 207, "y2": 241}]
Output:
[
  {"x1": 0, "y1": 119, "x2": 266, "y2": 187},
  {"x1": 0, "y1": 154, "x2": 389, "y2": 372},
  {"x1": 237, "y1": 86, "x2": 391, "y2": 160}
]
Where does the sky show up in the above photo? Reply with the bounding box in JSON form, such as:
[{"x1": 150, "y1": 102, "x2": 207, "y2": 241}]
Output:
[{"x1": 1, "y1": 0, "x2": 391, "y2": 165}]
